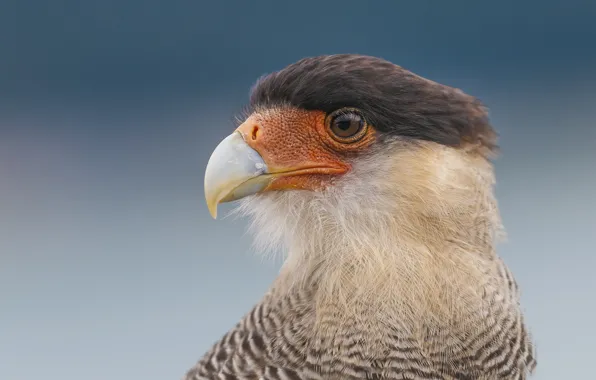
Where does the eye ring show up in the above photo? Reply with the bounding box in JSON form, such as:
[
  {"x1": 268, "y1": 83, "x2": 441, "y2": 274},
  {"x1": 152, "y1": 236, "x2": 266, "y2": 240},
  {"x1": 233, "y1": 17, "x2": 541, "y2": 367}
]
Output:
[{"x1": 325, "y1": 108, "x2": 368, "y2": 144}]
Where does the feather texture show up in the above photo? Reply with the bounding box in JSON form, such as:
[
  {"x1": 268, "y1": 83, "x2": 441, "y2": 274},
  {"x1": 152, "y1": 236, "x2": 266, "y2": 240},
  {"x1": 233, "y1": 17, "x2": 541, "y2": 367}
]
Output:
[{"x1": 186, "y1": 139, "x2": 536, "y2": 379}]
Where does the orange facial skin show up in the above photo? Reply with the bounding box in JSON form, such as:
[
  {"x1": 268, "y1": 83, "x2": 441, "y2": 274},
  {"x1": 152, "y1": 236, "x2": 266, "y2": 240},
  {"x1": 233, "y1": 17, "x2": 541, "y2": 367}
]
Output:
[{"x1": 235, "y1": 107, "x2": 376, "y2": 193}]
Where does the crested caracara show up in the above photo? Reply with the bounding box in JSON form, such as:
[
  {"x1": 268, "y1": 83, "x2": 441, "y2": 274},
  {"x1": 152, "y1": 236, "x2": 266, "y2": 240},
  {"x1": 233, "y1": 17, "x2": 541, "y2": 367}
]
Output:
[{"x1": 188, "y1": 54, "x2": 536, "y2": 380}]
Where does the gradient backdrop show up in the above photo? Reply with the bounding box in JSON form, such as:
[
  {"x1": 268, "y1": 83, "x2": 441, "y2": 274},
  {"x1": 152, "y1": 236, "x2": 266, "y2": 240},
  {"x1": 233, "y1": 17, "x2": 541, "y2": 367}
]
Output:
[{"x1": 2, "y1": 1, "x2": 595, "y2": 379}]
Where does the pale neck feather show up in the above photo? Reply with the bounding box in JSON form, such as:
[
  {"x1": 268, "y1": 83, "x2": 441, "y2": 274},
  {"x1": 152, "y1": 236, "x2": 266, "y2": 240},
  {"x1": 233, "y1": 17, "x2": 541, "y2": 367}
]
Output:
[{"x1": 236, "y1": 141, "x2": 506, "y2": 333}]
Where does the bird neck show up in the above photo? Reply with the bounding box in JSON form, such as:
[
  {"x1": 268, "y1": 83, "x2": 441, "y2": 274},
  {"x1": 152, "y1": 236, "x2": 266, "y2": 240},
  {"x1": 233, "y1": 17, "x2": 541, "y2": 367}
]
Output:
[
  {"x1": 274, "y1": 151, "x2": 504, "y2": 334},
  {"x1": 276, "y1": 203, "x2": 501, "y2": 334},
  {"x1": 241, "y1": 144, "x2": 505, "y2": 334}
]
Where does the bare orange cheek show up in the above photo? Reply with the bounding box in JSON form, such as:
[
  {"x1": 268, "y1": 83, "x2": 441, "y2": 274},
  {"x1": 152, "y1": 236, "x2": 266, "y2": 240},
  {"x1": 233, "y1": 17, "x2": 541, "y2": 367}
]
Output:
[
  {"x1": 236, "y1": 107, "x2": 376, "y2": 192},
  {"x1": 238, "y1": 109, "x2": 349, "y2": 173}
]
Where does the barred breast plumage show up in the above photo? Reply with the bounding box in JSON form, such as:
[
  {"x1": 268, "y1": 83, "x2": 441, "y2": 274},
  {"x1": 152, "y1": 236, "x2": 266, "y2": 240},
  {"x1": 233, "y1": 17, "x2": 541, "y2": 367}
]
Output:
[{"x1": 185, "y1": 256, "x2": 535, "y2": 380}]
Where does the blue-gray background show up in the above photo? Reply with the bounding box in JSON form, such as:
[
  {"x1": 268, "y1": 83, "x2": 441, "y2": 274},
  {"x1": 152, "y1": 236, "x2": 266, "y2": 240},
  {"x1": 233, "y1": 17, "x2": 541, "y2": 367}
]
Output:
[{"x1": 2, "y1": 1, "x2": 595, "y2": 379}]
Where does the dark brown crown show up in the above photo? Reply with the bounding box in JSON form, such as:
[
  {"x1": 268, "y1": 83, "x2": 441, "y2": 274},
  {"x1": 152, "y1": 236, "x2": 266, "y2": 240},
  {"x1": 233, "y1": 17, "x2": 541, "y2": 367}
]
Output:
[{"x1": 249, "y1": 54, "x2": 497, "y2": 153}]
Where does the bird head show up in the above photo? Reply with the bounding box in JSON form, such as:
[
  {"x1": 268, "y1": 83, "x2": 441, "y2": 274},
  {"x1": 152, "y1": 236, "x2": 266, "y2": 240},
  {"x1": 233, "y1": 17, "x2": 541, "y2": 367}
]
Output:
[
  {"x1": 204, "y1": 55, "x2": 504, "y2": 324},
  {"x1": 205, "y1": 54, "x2": 498, "y2": 222}
]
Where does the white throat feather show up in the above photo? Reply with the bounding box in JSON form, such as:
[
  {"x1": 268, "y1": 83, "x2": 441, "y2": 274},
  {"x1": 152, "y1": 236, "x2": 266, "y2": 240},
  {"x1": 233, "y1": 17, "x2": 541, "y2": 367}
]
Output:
[{"x1": 233, "y1": 139, "x2": 505, "y2": 333}]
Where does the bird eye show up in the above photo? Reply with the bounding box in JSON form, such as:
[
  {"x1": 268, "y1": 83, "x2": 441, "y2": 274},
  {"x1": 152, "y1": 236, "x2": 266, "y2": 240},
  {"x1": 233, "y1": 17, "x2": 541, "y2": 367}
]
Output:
[{"x1": 327, "y1": 108, "x2": 367, "y2": 143}]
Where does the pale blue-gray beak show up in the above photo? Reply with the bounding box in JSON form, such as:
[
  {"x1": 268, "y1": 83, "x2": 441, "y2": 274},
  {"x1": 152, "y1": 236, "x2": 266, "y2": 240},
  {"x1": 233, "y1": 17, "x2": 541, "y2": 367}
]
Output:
[{"x1": 204, "y1": 132, "x2": 272, "y2": 219}]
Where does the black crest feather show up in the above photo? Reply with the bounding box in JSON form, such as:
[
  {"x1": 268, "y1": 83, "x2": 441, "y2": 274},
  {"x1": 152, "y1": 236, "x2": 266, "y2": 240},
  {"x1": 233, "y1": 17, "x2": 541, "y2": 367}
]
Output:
[{"x1": 249, "y1": 54, "x2": 497, "y2": 153}]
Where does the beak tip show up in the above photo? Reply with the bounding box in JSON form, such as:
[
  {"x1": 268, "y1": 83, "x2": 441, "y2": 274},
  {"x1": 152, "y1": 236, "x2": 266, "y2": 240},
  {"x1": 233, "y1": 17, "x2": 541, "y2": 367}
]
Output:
[
  {"x1": 205, "y1": 195, "x2": 219, "y2": 219},
  {"x1": 209, "y1": 206, "x2": 218, "y2": 219}
]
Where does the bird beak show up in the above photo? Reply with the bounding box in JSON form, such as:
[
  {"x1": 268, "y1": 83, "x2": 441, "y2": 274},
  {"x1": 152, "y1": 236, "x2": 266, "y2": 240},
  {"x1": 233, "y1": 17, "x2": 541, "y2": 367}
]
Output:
[{"x1": 204, "y1": 132, "x2": 271, "y2": 219}]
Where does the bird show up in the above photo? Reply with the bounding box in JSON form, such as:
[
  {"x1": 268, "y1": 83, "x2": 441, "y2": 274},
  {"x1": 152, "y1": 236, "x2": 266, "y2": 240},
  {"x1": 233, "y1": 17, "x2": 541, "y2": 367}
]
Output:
[{"x1": 187, "y1": 54, "x2": 536, "y2": 380}]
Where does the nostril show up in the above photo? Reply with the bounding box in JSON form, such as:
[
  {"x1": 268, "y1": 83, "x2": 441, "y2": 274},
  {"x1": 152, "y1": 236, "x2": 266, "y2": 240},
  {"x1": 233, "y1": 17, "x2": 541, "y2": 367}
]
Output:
[{"x1": 251, "y1": 125, "x2": 259, "y2": 141}]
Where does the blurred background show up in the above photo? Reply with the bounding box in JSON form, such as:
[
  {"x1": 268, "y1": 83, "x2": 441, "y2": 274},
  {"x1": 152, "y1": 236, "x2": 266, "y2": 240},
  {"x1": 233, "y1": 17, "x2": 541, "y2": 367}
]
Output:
[{"x1": 2, "y1": 1, "x2": 595, "y2": 379}]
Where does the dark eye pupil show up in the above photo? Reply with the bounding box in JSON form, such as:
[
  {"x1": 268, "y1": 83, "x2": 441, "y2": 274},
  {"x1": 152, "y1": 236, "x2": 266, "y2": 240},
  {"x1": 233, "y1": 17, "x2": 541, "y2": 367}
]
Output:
[
  {"x1": 331, "y1": 113, "x2": 364, "y2": 139},
  {"x1": 336, "y1": 120, "x2": 352, "y2": 131},
  {"x1": 328, "y1": 110, "x2": 367, "y2": 142}
]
